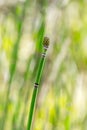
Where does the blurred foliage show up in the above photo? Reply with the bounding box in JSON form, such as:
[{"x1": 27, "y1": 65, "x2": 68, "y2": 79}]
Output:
[{"x1": 0, "y1": 0, "x2": 87, "y2": 130}]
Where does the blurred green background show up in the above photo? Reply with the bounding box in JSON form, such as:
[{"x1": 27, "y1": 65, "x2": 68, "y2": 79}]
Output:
[{"x1": 0, "y1": 0, "x2": 87, "y2": 130}]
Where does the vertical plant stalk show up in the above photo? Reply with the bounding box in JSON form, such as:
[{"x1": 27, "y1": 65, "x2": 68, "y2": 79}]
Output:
[
  {"x1": 1, "y1": 0, "x2": 30, "y2": 130},
  {"x1": 18, "y1": 15, "x2": 46, "y2": 130},
  {"x1": 27, "y1": 37, "x2": 49, "y2": 130},
  {"x1": 12, "y1": 55, "x2": 33, "y2": 130}
]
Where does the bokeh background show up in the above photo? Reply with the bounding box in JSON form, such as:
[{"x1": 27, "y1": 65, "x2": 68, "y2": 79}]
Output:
[{"x1": 0, "y1": 0, "x2": 87, "y2": 130}]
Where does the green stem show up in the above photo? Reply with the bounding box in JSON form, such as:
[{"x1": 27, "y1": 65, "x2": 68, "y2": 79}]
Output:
[
  {"x1": 27, "y1": 87, "x2": 38, "y2": 130},
  {"x1": 27, "y1": 38, "x2": 49, "y2": 130},
  {"x1": 12, "y1": 55, "x2": 33, "y2": 130}
]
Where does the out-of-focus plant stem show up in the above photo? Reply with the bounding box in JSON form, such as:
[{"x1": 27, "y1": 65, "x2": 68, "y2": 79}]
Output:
[
  {"x1": 18, "y1": 12, "x2": 46, "y2": 130},
  {"x1": 12, "y1": 55, "x2": 33, "y2": 130},
  {"x1": 1, "y1": 0, "x2": 30, "y2": 130}
]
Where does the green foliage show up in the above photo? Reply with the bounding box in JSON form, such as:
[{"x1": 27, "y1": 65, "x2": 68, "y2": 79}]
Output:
[{"x1": 0, "y1": 0, "x2": 87, "y2": 130}]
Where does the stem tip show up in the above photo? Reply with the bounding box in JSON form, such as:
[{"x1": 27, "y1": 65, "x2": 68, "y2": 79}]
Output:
[{"x1": 43, "y1": 37, "x2": 49, "y2": 48}]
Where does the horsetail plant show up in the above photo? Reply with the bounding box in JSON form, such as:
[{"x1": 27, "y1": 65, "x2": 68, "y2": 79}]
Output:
[{"x1": 27, "y1": 36, "x2": 50, "y2": 130}]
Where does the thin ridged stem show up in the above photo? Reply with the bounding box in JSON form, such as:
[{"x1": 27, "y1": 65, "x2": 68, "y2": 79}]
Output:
[{"x1": 27, "y1": 37, "x2": 49, "y2": 130}]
